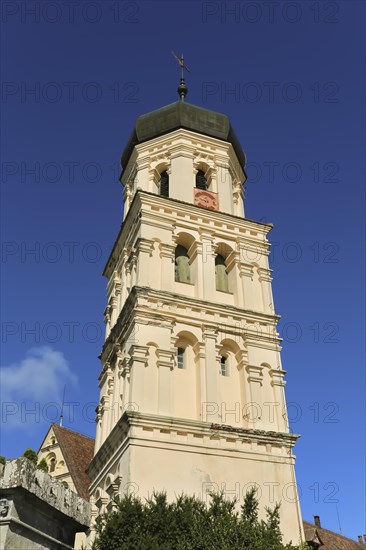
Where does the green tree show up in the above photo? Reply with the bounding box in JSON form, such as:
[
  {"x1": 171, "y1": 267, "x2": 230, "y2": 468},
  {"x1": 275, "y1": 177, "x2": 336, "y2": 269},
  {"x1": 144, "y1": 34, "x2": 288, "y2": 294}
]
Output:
[
  {"x1": 266, "y1": 502, "x2": 282, "y2": 542},
  {"x1": 92, "y1": 490, "x2": 308, "y2": 550},
  {"x1": 241, "y1": 486, "x2": 259, "y2": 523},
  {"x1": 23, "y1": 448, "x2": 38, "y2": 465},
  {"x1": 37, "y1": 458, "x2": 49, "y2": 472},
  {"x1": 0, "y1": 456, "x2": 5, "y2": 466}
]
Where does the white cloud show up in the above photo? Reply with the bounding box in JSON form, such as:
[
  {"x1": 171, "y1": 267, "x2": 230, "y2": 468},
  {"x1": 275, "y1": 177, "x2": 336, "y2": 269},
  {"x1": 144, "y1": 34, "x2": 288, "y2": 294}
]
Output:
[{"x1": 1, "y1": 347, "x2": 78, "y2": 427}]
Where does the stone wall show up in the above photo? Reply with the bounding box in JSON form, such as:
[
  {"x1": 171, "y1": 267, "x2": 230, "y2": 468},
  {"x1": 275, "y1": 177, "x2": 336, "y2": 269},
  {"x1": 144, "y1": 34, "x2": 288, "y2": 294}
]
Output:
[{"x1": 0, "y1": 458, "x2": 91, "y2": 550}]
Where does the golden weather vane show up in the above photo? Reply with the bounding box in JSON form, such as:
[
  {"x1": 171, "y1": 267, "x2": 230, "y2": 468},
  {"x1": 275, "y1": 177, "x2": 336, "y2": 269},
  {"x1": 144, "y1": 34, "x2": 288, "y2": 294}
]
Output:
[{"x1": 172, "y1": 51, "x2": 190, "y2": 101}]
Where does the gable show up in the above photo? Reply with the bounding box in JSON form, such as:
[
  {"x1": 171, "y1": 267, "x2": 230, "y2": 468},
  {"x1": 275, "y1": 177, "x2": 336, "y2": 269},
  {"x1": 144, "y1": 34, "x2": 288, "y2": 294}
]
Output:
[{"x1": 38, "y1": 424, "x2": 95, "y2": 500}]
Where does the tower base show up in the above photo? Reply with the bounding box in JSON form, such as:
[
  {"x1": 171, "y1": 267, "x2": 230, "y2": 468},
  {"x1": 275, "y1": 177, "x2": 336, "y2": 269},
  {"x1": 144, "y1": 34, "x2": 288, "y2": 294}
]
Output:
[{"x1": 88, "y1": 411, "x2": 304, "y2": 545}]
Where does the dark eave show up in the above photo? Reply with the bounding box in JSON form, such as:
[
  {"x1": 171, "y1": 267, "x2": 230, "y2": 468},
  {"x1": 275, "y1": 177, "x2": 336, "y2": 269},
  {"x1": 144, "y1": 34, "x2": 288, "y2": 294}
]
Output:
[{"x1": 121, "y1": 101, "x2": 246, "y2": 171}]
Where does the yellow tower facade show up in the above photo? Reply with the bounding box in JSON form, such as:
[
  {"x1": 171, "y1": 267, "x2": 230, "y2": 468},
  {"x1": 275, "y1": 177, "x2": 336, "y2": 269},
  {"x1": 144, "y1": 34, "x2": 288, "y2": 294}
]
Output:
[{"x1": 88, "y1": 100, "x2": 304, "y2": 544}]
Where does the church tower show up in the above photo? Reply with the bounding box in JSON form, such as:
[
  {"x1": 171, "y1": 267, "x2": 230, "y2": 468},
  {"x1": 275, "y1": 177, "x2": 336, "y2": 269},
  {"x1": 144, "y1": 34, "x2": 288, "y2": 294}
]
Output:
[{"x1": 87, "y1": 81, "x2": 304, "y2": 544}]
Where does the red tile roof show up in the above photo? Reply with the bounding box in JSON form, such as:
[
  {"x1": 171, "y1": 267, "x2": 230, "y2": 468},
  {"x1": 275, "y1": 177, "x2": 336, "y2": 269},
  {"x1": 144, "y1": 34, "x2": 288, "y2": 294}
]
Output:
[
  {"x1": 303, "y1": 521, "x2": 362, "y2": 549},
  {"x1": 51, "y1": 423, "x2": 95, "y2": 500}
]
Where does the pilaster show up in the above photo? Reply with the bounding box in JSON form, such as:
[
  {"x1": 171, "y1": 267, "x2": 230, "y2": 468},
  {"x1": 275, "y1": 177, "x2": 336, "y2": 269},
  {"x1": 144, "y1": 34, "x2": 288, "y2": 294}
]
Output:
[
  {"x1": 159, "y1": 243, "x2": 175, "y2": 292},
  {"x1": 120, "y1": 357, "x2": 131, "y2": 413},
  {"x1": 157, "y1": 349, "x2": 175, "y2": 415},
  {"x1": 135, "y1": 237, "x2": 155, "y2": 287},
  {"x1": 258, "y1": 267, "x2": 275, "y2": 314},
  {"x1": 194, "y1": 341, "x2": 206, "y2": 419},
  {"x1": 188, "y1": 240, "x2": 203, "y2": 297},
  {"x1": 239, "y1": 261, "x2": 255, "y2": 310},
  {"x1": 227, "y1": 249, "x2": 244, "y2": 307},
  {"x1": 202, "y1": 327, "x2": 220, "y2": 421},
  {"x1": 245, "y1": 364, "x2": 264, "y2": 429},
  {"x1": 128, "y1": 345, "x2": 149, "y2": 412},
  {"x1": 270, "y1": 368, "x2": 288, "y2": 433},
  {"x1": 200, "y1": 231, "x2": 216, "y2": 300}
]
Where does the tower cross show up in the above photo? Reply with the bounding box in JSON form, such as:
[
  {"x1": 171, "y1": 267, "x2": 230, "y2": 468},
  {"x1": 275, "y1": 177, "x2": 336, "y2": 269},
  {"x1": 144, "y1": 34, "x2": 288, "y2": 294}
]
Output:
[
  {"x1": 172, "y1": 51, "x2": 190, "y2": 101},
  {"x1": 172, "y1": 51, "x2": 190, "y2": 79}
]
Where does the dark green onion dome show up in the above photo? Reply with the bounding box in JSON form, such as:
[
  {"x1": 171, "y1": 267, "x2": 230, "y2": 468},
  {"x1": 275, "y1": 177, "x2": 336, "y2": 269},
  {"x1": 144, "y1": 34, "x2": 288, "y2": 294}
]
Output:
[{"x1": 121, "y1": 101, "x2": 246, "y2": 171}]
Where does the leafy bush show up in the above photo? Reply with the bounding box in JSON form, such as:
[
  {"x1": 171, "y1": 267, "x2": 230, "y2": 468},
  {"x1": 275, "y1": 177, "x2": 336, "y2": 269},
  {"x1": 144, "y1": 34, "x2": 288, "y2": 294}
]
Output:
[
  {"x1": 93, "y1": 488, "x2": 308, "y2": 550},
  {"x1": 37, "y1": 458, "x2": 49, "y2": 472},
  {"x1": 23, "y1": 448, "x2": 38, "y2": 465}
]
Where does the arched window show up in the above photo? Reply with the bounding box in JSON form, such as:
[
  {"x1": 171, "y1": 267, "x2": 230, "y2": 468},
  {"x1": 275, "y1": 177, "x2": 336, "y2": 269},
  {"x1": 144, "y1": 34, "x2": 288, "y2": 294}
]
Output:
[
  {"x1": 175, "y1": 245, "x2": 190, "y2": 283},
  {"x1": 215, "y1": 255, "x2": 229, "y2": 292},
  {"x1": 220, "y1": 356, "x2": 228, "y2": 376},
  {"x1": 159, "y1": 171, "x2": 169, "y2": 197},
  {"x1": 196, "y1": 169, "x2": 207, "y2": 190},
  {"x1": 50, "y1": 458, "x2": 56, "y2": 472},
  {"x1": 62, "y1": 481, "x2": 69, "y2": 489},
  {"x1": 177, "y1": 347, "x2": 185, "y2": 369}
]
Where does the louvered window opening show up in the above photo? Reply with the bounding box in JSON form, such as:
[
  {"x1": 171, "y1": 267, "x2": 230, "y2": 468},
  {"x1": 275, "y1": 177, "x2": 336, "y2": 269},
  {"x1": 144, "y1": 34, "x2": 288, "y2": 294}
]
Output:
[
  {"x1": 196, "y1": 170, "x2": 207, "y2": 190},
  {"x1": 160, "y1": 171, "x2": 169, "y2": 197}
]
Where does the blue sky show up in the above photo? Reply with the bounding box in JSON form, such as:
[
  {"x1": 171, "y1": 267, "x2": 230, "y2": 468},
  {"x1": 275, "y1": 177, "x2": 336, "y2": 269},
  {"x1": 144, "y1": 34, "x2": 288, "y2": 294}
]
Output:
[{"x1": 1, "y1": 0, "x2": 365, "y2": 541}]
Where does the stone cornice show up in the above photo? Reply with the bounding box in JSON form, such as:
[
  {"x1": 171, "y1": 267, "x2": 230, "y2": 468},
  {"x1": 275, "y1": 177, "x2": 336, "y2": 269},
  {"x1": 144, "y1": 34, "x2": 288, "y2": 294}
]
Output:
[
  {"x1": 98, "y1": 288, "x2": 138, "y2": 363},
  {"x1": 138, "y1": 286, "x2": 280, "y2": 324},
  {"x1": 103, "y1": 190, "x2": 273, "y2": 279},
  {"x1": 99, "y1": 285, "x2": 281, "y2": 364},
  {"x1": 126, "y1": 128, "x2": 245, "y2": 180},
  {"x1": 88, "y1": 411, "x2": 300, "y2": 488}
]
